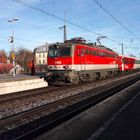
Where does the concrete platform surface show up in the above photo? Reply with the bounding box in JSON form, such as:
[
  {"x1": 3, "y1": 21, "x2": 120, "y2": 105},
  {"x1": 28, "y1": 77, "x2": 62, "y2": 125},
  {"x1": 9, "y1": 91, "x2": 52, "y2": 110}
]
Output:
[
  {"x1": 92, "y1": 91, "x2": 140, "y2": 140},
  {"x1": 0, "y1": 74, "x2": 48, "y2": 95},
  {"x1": 0, "y1": 74, "x2": 40, "y2": 82}
]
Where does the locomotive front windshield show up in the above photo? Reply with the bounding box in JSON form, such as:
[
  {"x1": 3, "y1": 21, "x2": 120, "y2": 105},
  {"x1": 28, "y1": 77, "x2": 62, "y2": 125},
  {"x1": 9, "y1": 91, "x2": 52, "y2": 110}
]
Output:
[{"x1": 48, "y1": 45, "x2": 71, "y2": 57}]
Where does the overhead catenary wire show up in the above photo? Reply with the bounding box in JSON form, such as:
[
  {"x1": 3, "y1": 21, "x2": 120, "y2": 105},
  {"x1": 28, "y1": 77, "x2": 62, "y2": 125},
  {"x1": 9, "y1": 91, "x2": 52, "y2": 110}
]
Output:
[
  {"x1": 91, "y1": 0, "x2": 136, "y2": 37},
  {"x1": 12, "y1": 0, "x2": 100, "y2": 36},
  {"x1": 12, "y1": 0, "x2": 120, "y2": 45}
]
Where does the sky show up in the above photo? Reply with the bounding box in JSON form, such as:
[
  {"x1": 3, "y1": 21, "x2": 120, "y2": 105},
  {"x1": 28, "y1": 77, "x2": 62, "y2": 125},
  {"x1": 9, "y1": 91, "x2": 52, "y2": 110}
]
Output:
[{"x1": 0, "y1": 0, "x2": 140, "y2": 57}]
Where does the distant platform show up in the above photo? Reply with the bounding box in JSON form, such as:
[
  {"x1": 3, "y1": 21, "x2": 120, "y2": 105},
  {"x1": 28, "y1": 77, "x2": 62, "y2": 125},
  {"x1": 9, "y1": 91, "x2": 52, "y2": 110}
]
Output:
[
  {"x1": 0, "y1": 74, "x2": 48, "y2": 95},
  {"x1": 0, "y1": 74, "x2": 42, "y2": 82}
]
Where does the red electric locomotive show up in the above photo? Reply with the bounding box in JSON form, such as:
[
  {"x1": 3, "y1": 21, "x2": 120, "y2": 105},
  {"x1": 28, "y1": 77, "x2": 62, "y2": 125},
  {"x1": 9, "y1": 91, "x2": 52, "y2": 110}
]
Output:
[
  {"x1": 46, "y1": 37, "x2": 140, "y2": 84},
  {"x1": 47, "y1": 38, "x2": 119, "y2": 84}
]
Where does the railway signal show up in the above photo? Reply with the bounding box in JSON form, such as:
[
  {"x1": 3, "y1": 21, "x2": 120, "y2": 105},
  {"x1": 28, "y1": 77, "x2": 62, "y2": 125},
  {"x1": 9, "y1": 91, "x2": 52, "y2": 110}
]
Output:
[{"x1": 8, "y1": 36, "x2": 14, "y2": 43}]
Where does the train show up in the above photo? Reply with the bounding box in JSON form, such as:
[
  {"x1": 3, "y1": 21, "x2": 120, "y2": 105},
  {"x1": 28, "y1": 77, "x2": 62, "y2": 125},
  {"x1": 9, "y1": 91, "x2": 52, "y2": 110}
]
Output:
[{"x1": 46, "y1": 37, "x2": 140, "y2": 84}]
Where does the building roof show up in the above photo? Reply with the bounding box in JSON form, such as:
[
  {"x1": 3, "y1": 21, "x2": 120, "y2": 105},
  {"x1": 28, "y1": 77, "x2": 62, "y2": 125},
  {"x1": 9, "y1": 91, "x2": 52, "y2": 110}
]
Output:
[{"x1": 35, "y1": 44, "x2": 48, "y2": 53}]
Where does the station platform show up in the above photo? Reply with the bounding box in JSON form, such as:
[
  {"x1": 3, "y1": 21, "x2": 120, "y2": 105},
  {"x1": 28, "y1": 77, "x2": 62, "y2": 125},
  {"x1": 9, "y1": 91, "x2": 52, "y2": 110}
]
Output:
[
  {"x1": 0, "y1": 74, "x2": 48, "y2": 95},
  {"x1": 93, "y1": 91, "x2": 140, "y2": 140}
]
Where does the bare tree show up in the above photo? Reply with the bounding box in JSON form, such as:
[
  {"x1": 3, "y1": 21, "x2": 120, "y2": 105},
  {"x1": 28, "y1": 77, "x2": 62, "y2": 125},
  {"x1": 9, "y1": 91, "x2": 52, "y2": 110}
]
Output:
[
  {"x1": 0, "y1": 49, "x2": 7, "y2": 63},
  {"x1": 15, "y1": 47, "x2": 34, "y2": 72}
]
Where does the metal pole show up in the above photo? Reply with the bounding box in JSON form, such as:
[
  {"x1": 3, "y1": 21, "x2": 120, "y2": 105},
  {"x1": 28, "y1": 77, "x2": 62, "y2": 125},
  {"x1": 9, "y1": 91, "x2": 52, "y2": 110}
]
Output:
[
  {"x1": 121, "y1": 43, "x2": 124, "y2": 55},
  {"x1": 12, "y1": 22, "x2": 15, "y2": 68},
  {"x1": 8, "y1": 18, "x2": 19, "y2": 77},
  {"x1": 121, "y1": 43, "x2": 124, "y2": 71},
  {"x1": 64, "y1": 24, "x2": 67, "y2": 42},
  {"x1": 59, "y1": 12, "x2": 67, "y2": 42}
]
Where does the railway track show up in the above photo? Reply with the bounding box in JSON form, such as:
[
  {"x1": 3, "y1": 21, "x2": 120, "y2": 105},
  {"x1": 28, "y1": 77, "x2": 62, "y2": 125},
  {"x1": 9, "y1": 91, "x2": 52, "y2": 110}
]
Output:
[
  {"x1": 0, "y1": 73, "x2": 140, "y2": 140},
  {"x1": 1, "y1": 72, "x2": 138, "y2": 120},
  {"x1": 0, "y1": 86, "x2": 60, "y2": 104},
  {"x1": 0, "y1": 71, "x2": 135, "y2": 104}
]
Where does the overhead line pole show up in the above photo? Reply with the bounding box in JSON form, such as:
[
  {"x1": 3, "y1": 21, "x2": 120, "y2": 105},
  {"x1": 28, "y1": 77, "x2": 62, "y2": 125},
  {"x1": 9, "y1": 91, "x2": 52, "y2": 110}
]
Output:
[
  {"x1": 59, "y1": 11, "x2": 67, "y2": 42},
  {"x1": 64, "y1": 11, "x2": 67, "y2": 41},
  {"x1": 121, "y1": 43, "x2": 124, "y2": 55}
]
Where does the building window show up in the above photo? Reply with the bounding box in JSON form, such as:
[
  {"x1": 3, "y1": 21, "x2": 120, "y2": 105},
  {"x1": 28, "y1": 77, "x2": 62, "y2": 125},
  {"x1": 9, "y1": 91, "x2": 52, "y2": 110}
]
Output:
[
  {"x1": 43, "y1": 53, "x2": 45, "y2": 57},
  {"x1": 39, "y1": 60, "x2": 41, "y2": 64},
  {"x1": 43, "y1": 60, "x2": 45, "y2": 64},
  {"x1": 39, "y1": 53, "x2": 41, "y2": 57}
]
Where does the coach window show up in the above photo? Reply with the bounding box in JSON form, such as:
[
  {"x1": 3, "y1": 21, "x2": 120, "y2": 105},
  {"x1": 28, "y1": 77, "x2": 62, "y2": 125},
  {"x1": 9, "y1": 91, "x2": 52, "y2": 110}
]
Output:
[
  {"x1": 100, "y1": 52, "x2": 104, "y2": 57},
  {"x1": 92, "y1": 51, "x2": 94, "y2": 56},
  {"x1": 108, "y1": 53, "x2": 110, "y2": 57},
  {"x1": 106, "y1": 53, "x2": 108, "y2": 57},
  {"x1": 85, "y1": 49, "x2": 88, "y2": 55},
  {"x1": 90, "y1": 50, "x2": 92, "y2": 55},
  {"x1": 94, "y1": 51, "x2": 96, "y2": 56},
  {"x1": 95, "y1": 51, "x2": 98, "y2": 56},
  {"x1": 77, "y1": 48, "x2": 80, "y2": 56},
  {"x1": 82, "y1": 49, "x2": 85, "y2": 56},
  {"x1": 77, "y1": 48, "x2": 84, "y2": 56}
]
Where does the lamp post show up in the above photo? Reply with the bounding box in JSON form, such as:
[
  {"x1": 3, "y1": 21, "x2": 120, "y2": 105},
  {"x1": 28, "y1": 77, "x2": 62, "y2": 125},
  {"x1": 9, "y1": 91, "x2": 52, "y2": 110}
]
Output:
[{"x1": 8, "y1": 18, "x2": 19, "y2": 77}]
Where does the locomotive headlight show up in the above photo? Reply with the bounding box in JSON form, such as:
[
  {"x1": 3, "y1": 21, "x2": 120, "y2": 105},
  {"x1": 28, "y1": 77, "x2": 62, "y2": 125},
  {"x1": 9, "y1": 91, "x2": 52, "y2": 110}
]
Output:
[{"x1": 63, "y1": 65, "x2": 69, "y2": 69}]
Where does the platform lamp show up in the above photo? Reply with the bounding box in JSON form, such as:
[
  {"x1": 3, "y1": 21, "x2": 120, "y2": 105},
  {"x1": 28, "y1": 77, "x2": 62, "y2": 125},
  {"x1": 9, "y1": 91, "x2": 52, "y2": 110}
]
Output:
[
  {"x1": 8, "y1": 18, "x2": 19, "y2": 66},
  {"x1": 8, "y1": 18, "x2": 19, "y2": 77}
]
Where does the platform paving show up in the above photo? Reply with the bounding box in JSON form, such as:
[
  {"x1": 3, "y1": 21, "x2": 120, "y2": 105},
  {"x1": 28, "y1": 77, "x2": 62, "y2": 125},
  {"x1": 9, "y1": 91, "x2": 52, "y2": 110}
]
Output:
[
  {"x1": 0, "y1": 74, "x2": 48, "y2": 95},
  {"x1": 93, "y1": 91, "x2": 140, "y2": 140},
  {"x1": 0, "y1": 74, "x2": 40, "y2": 82}
]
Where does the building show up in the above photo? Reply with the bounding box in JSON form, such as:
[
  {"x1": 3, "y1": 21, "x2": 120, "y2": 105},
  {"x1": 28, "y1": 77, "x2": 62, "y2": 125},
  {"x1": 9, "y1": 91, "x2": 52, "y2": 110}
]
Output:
[
  {"x1": 34, "y1": 43, "x2": 48, "y2": 72},
  {"x1": 35, "y1": 43, "x2": 48, "y2": 65}
]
